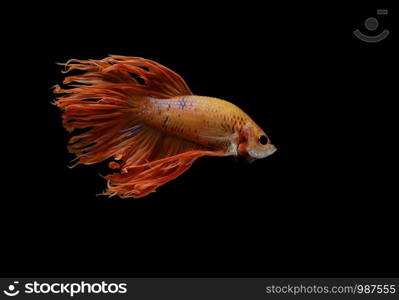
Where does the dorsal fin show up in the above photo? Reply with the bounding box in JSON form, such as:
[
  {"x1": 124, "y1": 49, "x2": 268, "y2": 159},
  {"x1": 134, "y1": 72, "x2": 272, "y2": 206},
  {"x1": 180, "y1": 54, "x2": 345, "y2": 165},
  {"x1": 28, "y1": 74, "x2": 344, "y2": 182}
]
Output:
[{"x1": 59, "y1": 55, "x2": 193, "y2": 98}]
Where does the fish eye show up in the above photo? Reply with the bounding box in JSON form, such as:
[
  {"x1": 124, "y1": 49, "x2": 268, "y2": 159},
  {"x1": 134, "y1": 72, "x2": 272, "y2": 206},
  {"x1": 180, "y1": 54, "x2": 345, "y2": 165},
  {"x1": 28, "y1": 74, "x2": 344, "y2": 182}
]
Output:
[{"x1": 258, "y1": 135, "x2": 268, "y2": 145}]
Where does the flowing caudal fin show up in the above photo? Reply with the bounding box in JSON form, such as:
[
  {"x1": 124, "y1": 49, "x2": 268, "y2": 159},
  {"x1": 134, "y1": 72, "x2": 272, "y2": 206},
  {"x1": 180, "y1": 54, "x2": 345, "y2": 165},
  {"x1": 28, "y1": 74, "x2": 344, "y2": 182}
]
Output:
[{"x1": 54, "y1": 55, "x2": 219, "y2": 198}]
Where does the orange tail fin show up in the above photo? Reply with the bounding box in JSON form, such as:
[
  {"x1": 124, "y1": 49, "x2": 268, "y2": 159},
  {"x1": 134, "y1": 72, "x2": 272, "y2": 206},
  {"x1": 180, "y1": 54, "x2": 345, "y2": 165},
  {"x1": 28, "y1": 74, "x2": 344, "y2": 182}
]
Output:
[{"x1": 53, "y1": 55, "x2": 219, "y2": 198}]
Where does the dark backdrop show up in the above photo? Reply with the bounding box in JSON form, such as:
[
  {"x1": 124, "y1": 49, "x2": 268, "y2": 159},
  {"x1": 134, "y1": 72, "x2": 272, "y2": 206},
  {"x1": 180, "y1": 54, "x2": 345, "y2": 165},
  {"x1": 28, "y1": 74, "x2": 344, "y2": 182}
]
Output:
[{"x1": 2, "y1": 1, "x2": 396, "y2": 277}]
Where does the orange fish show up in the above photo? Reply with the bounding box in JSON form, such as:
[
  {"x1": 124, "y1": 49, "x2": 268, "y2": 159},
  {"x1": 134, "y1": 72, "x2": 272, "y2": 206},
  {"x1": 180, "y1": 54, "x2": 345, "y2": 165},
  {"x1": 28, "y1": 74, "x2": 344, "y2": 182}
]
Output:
[{"x1": 53, "y1": 55, "x2": 276, "y2": 198}]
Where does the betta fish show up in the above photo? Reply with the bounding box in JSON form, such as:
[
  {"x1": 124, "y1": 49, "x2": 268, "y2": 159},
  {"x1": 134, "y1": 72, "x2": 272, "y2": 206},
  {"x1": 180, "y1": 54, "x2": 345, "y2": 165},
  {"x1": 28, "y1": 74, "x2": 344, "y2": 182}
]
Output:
[{"x1": 53, "y1": 55, "x2": 276, "y2": 198}]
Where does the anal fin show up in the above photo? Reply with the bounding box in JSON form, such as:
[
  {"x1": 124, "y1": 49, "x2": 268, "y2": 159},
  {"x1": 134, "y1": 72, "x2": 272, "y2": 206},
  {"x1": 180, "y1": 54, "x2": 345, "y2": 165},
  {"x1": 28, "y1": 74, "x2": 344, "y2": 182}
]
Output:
[
  {"x1": 103, "y1": 149, "x2": 219, "y2": 198},
  {"x1": 100, "y1": 125, "x2": 222, "y2": 198}
]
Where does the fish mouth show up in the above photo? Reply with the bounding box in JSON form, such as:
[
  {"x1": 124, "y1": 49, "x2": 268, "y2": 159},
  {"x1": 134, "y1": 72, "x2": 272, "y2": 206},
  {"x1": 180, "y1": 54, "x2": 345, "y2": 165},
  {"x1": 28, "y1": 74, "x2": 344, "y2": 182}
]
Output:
[
  {"x1": 265, "y1": 145, "x2": 277, "y2": 157},
  {"x1": 247, "y1": 144, "x2": 277, "y2": 160}
]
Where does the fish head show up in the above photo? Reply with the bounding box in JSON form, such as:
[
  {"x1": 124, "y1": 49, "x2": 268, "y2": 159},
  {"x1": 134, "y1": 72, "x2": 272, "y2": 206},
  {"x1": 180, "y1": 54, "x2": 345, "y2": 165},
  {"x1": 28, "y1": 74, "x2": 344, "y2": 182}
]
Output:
[{"x1": 237, "y1": 122, "x2": 277, "y2": 162}]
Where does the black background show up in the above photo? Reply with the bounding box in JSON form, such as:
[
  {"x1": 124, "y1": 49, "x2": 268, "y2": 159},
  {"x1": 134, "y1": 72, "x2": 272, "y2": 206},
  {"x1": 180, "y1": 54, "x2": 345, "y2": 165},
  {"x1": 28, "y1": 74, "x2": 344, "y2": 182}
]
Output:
[{"x1": 1, "y1": 1, "x2": 396, "y2": 277}]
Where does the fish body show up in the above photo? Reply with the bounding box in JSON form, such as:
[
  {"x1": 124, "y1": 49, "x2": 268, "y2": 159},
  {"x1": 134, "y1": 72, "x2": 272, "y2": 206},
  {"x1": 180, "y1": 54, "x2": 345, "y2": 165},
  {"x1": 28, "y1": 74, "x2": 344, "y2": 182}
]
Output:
[
  {"x1": 54, "y1": 56, "x2": 276, "y2": 198},
  {"x1": 143, "y1": 96, "x2": 250, "y2": 153}
]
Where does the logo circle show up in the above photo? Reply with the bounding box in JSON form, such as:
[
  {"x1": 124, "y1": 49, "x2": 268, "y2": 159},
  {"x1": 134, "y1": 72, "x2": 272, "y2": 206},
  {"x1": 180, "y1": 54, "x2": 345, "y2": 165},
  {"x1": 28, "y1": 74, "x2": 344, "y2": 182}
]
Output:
[{"x1": 365, "y1": 17, "x2": 378, "y2": 31}]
